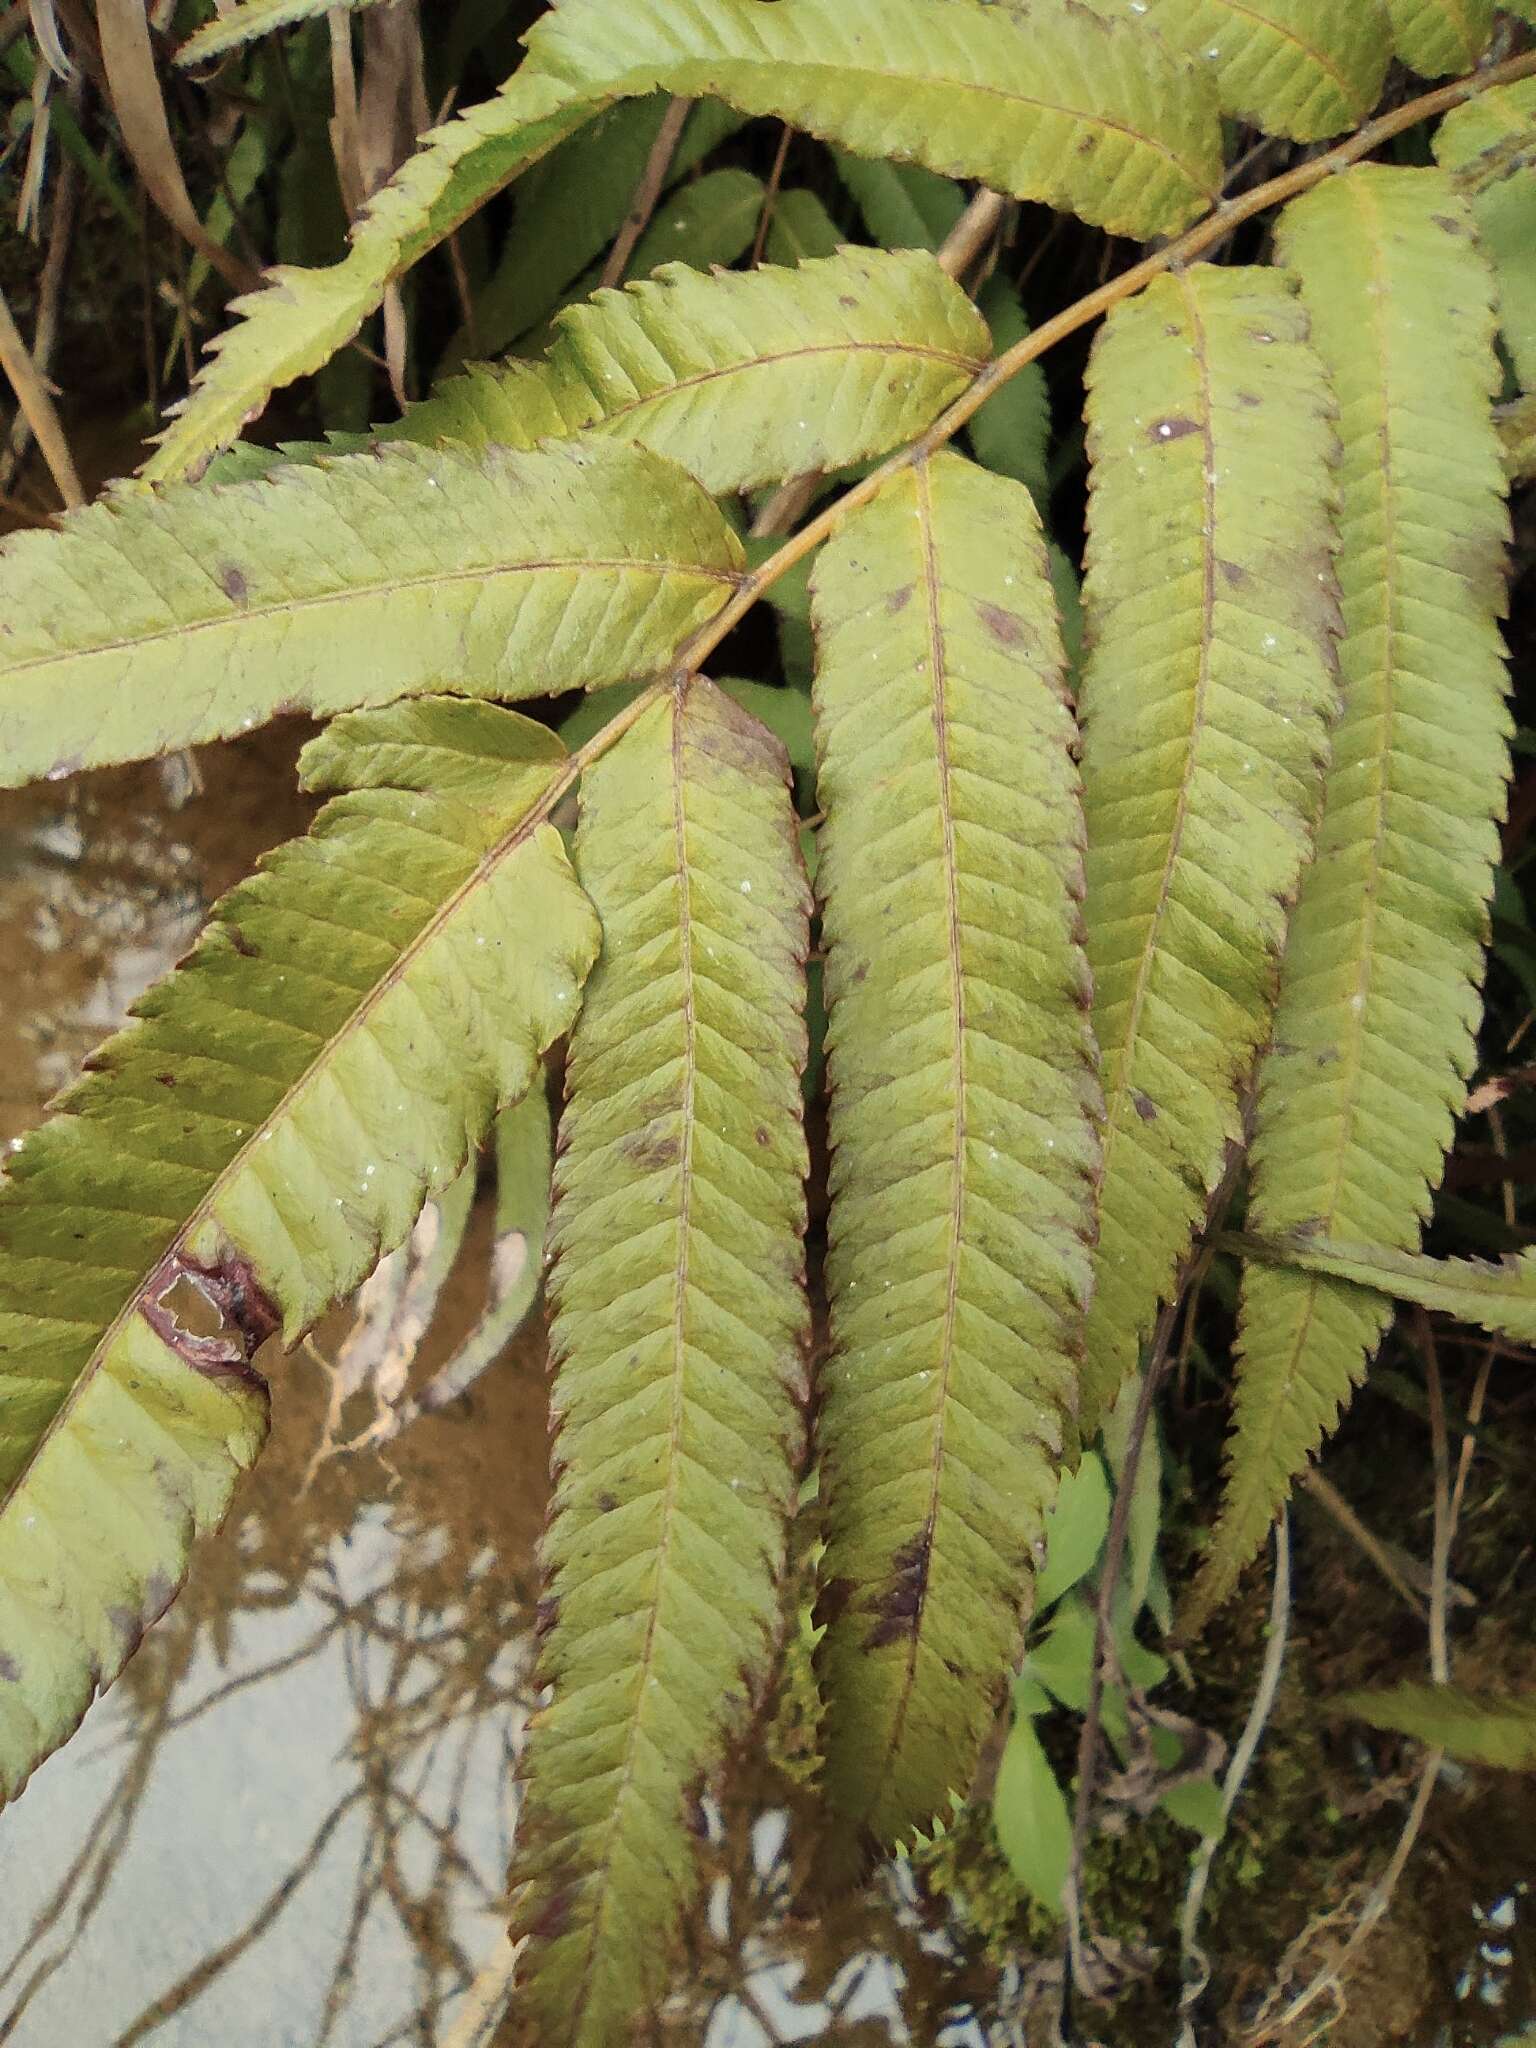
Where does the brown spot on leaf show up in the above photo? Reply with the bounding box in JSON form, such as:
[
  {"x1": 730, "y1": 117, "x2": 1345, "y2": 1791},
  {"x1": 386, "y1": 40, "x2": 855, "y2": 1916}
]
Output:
[
  {"x1": 221, "y1": 565, "x2": 249, "y2": 604},
  {"x1": 754, "y1": 1126, "x2": 772, "y2": 1147},
  {"x1": 1132, "y1": 1090, "x2": 1158, "y2": 1123},
  {"x1": 527, "y1": 1885, "x2": 572, "y2": 1941},
  {"x1": 596, "y1": 1492, "x2": 618, "y2": 1514},
  {"x1": 975, "y1": 600, "x2": 1024, "y2": 649},
  {"x1": 225, "y1": 923, "x2": 259, "y2": 958},
  {"x1": 865, "y1": 1526, "x2": 932, "y2": 1649},
  {"x1": 1431, "y1": 214, "x2": 1463, "y2": 235},
  {"x1": 1235, "y1": 389, "x2": 1262, "y2": 408},
  {"x1": 1149, "y1": 416, "x2": 1199, "y2": 444},
  {"x1": 0, "y1": 1652, "x2": 18, "y2": 1683},
  {"x1": 1076, "y1": 133, "x2": 1098, "y2": 154},
  {"x1": 154, "y1": 1072, "x2": 177, "y2": 1088},
  {"x1": 139, "y1": 1247, "x2": 279, "y2": 1390},
  {"x1": 1217, "y1": 559, "x2": 1248, "y2": 587},
  {"x1": 622, "y1": 1124, "x2": 679, "y2": 1170},
  {"x1": 884, "y1": 582, "x2": 914, "y2": 617},
  {"x1": 814, "y1": 1575, "x2": 855, "y2": 1630}
]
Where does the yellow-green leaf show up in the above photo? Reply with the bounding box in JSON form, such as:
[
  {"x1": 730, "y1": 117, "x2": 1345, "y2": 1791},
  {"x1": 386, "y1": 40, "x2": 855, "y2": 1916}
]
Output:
[
  {"x1": 811, "y1": 450, "x2": 1099, "y2": 1842},
  {"x1": 1383, "y1": 0, "x2": 1494, "y2": 75},
  {"x1": 527, "y1": 0, "x2": 1223, "y2": 243},
  {"x1": 1335, "y1": 1681, "x2": 1536, "y2": 1767},
  {"x1": 1102, "y1": 0, "x2": 1391, "y2": 140},
  {"x1": 1192, "y1": 169, "x2": 1511, "y2": 1626},
  {"x1": 1435, "y1": 77, "x2": 1536, "y2": 389},
  {"x1": 511, "y1": 682, "x2": 811, "y2": 2046},
  {"x1": 0, "y1": 440, "x2": 741, "y2": 788},
  {"x1": 0, "y1": 699, "x2": 600, "y2": 1807},
  {"x1": 1077, "y1": 265, "x2": 1340, "y2": 1432}
]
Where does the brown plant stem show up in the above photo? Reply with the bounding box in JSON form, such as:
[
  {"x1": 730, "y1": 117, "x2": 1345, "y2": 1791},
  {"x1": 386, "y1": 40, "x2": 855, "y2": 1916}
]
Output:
[{"x1": 599, "y1": 95, "x2": 692, "y2": 291}]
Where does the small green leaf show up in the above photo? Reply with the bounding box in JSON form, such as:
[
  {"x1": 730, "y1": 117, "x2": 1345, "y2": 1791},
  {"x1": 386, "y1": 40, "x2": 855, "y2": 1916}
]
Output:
[
  {"x1": 1161, "y1": 1774, "x2": 1226, "y2": 1836},
  {"x1": 764, "y1": 188, "x2": 844, "y2": 266},
  {"x1": 1026, "y1": 1591, "x2": 1097, "y2": 1713},
  {"x1": 833, "y1": 149, "x2": 965, "y2": 251},
  {"x1": 993, "y1": 1711, "x2": 1072, "y2": 1914},
  {"x1": 1035, "y1": 1452, "x2": 1111, "y2": 1609}
]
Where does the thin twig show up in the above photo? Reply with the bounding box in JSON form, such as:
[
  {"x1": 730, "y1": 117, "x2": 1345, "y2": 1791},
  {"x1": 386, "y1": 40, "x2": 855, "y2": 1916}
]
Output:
[
  {"x1": 748, "y1": 120, "x2": 793, "y2": 269},
  {"x1": 1421, "y1": 1312, "x2": 1452, "y2": 1686},
  {"x1": 1063, "y1": 1295, "x2": 1178, "y2": 2000},
  {"x1": 1178, "y1": 1509, "x2": 1291, "y2": 2040},
  {"x1": 1257, "y1": 1312, "x2": 1462, "y2": 2037},
  {"x1": 0, "y1": 280, "x2": 81, "y2": 507},
  {"x1": 599, "y1": 94, "x2": 692, "y2": 291}
]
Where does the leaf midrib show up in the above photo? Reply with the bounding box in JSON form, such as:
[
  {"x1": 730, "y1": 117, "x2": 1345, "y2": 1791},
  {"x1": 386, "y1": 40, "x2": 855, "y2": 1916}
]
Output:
[
  {"x1": 1090, "y1": 273, "x2": 1219, "y2": 1240},
  {"x1": 566, "y1": 688, "x2": 697, "y2": 2034},
  {"x1": 877, "y1": 457, "x2": 965, "y2": 1782},
  {"x1": 0, "y1": 760, "x2": 575, "y2": 1526},
  {"x1": 588, "y1": 336, "x2": 986, "y2": 427},
  {"x1": 0, "y1": 554, "x2": 741, "y2": 690},
  {"x1": 1232, "y1": 179, "x2": 1401, "y2": 1534}
]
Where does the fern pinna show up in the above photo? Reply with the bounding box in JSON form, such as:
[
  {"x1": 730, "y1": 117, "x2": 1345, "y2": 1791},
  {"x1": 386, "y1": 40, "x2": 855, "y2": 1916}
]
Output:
[{"x1": 1, "y1": 0, "x2": 1533, "y2": 2038}]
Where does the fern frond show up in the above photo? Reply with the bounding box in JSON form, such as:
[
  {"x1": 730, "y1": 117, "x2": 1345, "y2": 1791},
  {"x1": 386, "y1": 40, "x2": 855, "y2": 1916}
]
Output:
[
  {"x1": 1103, "y1": 1, "x2": 1391, "y2": 141},
  {"x1": 512, "y1": 682, "x2": 810, "y2": 2046},
  {"x1": 1435, "y1": 78, "x2": 1536, "y2": 389},
  {"x1": 1077, "y1": 266, "x2": 1340, "y2": 1434},
  {"x1": 0, "y1": 701, "x2": 600, "y2": 1806},
  {"x1": 176, "y1": 0, "x2": 384, "y2": 63},
  {"x1": 810, "y1": 451, "x2": 1099, "y2": 1842},
  {"x1": 146, "y1": 64, "x2": 598, "y2": 480},
  {"x1": 1191, "y1": 168, "x2": 1511, "y2": 1624},
  {"x1": 526, "y1": 0, "x2": 1223, "y2": 242},
  {"x1": 1238, "y1": 1232, "x2": 1536, "y2": 1343},
  {"x1": 1382, "y1": 0, "x2": 1494, "y2": 75},
  {"x1": 0, "y1": 440, "x2": 740, "y2": 788}
]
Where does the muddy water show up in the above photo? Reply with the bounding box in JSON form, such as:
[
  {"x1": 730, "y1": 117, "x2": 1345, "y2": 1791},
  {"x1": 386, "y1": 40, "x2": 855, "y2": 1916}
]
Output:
[{"x1": 0, "y1": 738, "x2": 1003, "y2": 2048}]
